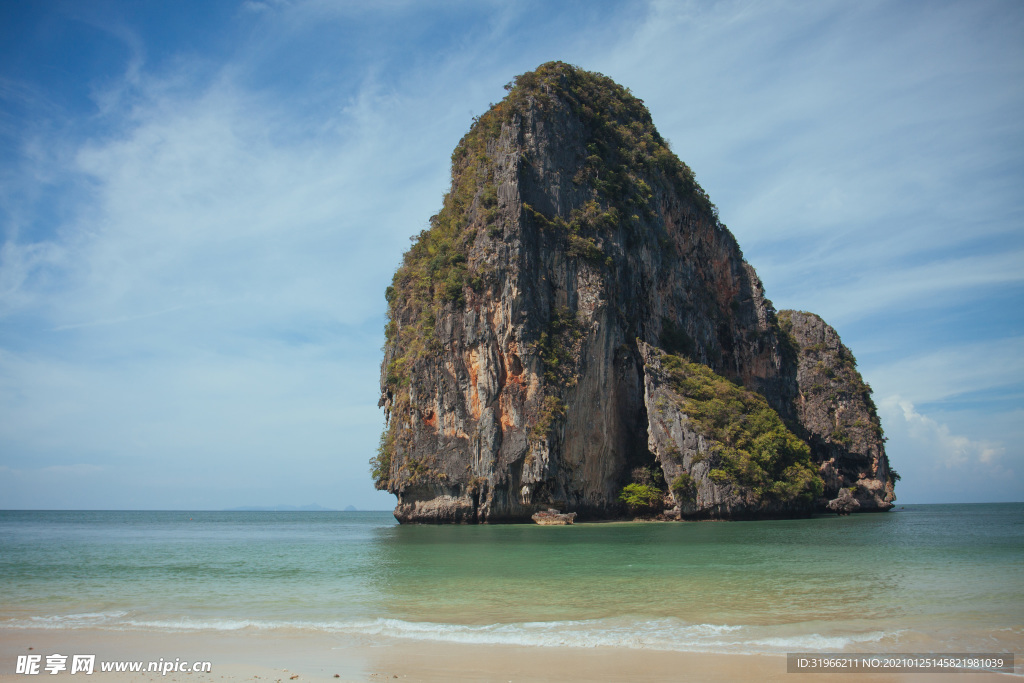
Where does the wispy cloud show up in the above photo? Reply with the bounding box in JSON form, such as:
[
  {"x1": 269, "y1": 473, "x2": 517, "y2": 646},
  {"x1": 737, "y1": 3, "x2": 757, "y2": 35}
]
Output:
[
  {"x1": 1, "y1": 0, "x2": 1021, "y2": 507},
  {"x1": 868, "y1": 337, "x2": 1024, "y2": 408},
  {"x1": 7, "y1": 70, "x2": 438, "y2": 335},
  {"x1": 597, "y1": 0, "x2": 1024, "y2": 331},
  {"x1": 761, "y1": 249, "x2": 1024, "y2": 326},
  {"x1": 0, "y1": 7, "x2": 459, "y2": 508}
]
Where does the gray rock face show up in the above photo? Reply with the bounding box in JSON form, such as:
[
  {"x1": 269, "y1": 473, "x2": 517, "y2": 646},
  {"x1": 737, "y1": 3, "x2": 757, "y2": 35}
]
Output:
[
  {"x1": 778, "y1": 311, "x2": 895, "y2": 511},
  {"x1": 373, "y1": 63, "x2": 895, "y2": 522},
  {"x1": 640, "y1": 341, "x2": 756, "y2": 519}
]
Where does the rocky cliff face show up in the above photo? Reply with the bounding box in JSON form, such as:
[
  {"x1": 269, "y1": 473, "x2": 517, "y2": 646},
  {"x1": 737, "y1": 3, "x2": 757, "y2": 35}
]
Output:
[
  {"x1": 374, "y1": 62, "x2": 894, "y2": 522},
  {"x1": 778, "y1": 311, "x2": 896, "y2": 511}
]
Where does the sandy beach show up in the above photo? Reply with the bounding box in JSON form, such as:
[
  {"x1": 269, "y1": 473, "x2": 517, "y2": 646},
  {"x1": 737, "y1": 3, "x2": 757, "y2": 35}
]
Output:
[{"x1": 1, "y1": 628, "x2": 1014, "y2": 683}]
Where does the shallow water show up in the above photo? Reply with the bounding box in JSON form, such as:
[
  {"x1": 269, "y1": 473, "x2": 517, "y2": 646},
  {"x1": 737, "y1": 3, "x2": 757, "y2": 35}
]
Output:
[{"x1": 1, "y1": 504, "x2": 1021, "y2": 654}]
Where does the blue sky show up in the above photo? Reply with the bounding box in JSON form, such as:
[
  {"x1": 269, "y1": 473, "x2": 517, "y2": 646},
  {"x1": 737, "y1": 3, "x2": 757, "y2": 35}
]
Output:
[{"x1": 1, "y1": 0, "x2": 1021, "y2": 510}]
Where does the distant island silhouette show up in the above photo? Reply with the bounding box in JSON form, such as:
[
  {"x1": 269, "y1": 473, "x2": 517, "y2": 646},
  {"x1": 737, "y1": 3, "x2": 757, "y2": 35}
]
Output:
[{"x1": 223, "y1": 504, "x2": 337, "y2": 512}]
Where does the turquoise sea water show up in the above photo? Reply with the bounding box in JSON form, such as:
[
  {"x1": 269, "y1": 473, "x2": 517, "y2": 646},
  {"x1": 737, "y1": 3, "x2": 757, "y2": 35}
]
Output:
[{"x1": 1, "y1": 504, "x2": 1021, "y2": 654}]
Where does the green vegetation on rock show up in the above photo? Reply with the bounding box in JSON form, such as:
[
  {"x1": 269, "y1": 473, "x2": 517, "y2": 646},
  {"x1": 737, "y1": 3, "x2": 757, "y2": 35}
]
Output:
[
  {"x1": 671, "y1": 472, "x2": 696, "y2": 502},
  {"x1": 659, "y1": 352, "x2": 823, "y2": 504},
  {"x1": 529, "y1": 395, "x2": 567, "y2": 442},
  {"x1": 370, "y1": 429, "x2": 394, "y2": 485},
  {"x1": 618, "y1": 483, "x2": 663, "y2": 512},
  {"x1": 535, "y1": 307, "x2": 586, "y2": 385}
]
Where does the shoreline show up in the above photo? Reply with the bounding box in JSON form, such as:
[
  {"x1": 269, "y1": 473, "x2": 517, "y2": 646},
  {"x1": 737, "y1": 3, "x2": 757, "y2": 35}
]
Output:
[
  {"x1": 387, "y1": 506, "x2": 914, "y2": 525},
  {"x1": 1, "y1": 628, "x2": 1014, "y2": 682}
]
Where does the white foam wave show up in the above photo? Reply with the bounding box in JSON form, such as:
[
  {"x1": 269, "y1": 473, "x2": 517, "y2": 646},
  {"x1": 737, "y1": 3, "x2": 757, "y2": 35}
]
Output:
[
  {"x1": 20, "y1": 612, "x2": 130, "y2": 628},
  {"x1": 329, "y1": 617, "x2": 747, "y2": 651},
  {"x1": 2, "y1": 612, "x2": 907, "y2": 655},
  {"x1": 748, "y1": 630, "x2": 895, "y2": 651}
]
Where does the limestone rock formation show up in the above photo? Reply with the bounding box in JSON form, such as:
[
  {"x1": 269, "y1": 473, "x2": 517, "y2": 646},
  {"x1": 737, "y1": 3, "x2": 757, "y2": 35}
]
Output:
[
  {"x1": 373, "y1": 62, "x2": 895, "y2": 522},
  {"x1": 639, "y1": 341, "x2": 822, "y2": 520},
  {"x1": 779, "y1": 311, "x2": 896, "y2": 511},
  {"x1": 827, "y1": 487, "x2": 861, "y2": 515},
  {"x1": 531, "y1": 509, "x2": 577, "y2": 525}
]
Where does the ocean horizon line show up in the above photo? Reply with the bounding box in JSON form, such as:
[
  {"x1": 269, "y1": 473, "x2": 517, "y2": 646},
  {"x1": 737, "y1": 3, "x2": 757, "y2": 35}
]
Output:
[{"x1": 1, "y1": 501, "x2": 1021, "y2": 513}]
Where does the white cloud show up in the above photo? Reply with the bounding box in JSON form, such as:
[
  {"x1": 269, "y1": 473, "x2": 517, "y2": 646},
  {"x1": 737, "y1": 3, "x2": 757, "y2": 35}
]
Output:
[
  {"x1": 877, "y1": 395, "x2": 1020, "y2": 503},
  {"x1": 880, "y1": 396, "x2": 1004, "y2": 468}
]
